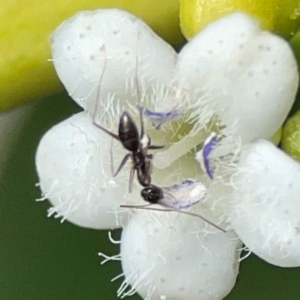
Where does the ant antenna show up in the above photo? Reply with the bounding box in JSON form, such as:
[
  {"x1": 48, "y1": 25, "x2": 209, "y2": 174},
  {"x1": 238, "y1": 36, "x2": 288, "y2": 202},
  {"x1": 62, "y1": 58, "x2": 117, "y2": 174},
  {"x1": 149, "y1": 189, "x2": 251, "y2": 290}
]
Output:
[
  {"x1": 93, "y1": 45, "x2": 119, "y2": 140},
  {"x1": 120, "y1": 204, "x2": 226, "y2": 232},
  {"x1": 135, "y1": 31, "x2": 145, "y2": 139},
  {"x1": 109, "y1": 137, "x2": 114, "y2": 176}
]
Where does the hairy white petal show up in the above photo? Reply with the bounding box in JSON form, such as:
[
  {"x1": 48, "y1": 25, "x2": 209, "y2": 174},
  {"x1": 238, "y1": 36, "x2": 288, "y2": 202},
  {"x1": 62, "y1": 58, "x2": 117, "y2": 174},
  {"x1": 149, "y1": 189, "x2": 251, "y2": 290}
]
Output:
[
  {"x1": 51, "y1": 9, "x2": 176, "y2": 112},
  {"x1": 35, "y1": 111, "x2": 141, "y2": 229},
  {"x1": 228, "y1": 139, "x2": 300, "y2": 267},
  {"x1": 176, "y1": 12, "x2": 298, "y2": 143},
  {"x1": 121, "y1": 210, "x2": 241, "y2": 300}
]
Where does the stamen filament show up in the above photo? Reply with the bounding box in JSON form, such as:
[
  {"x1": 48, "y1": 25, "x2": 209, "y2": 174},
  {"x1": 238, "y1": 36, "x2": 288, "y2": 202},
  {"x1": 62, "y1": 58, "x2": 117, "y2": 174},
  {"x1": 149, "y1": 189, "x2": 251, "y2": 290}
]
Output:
[{"x1": 153, "y1": 130, "x2": 207, "y2": 169}]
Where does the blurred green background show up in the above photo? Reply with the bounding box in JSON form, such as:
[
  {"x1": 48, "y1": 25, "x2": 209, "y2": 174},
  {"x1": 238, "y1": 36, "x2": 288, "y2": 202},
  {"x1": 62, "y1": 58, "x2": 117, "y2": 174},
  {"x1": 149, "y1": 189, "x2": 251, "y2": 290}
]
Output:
[
  {"x1": 1, "y1": 93, "x2": 300, "y2": 299},
  {"x1": 2, "y1": 0, "x2": 300, "y2": 297}
]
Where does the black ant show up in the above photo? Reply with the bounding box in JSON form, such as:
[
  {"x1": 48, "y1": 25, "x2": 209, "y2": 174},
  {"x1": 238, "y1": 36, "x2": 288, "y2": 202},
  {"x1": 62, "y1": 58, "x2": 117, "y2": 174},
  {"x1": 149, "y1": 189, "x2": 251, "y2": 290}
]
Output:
[
  {"x1": 93, "y1": 108, "x2": 163, "y2": 192},
  {"x1": 93, "y1": 44, "x2": 163, "y2": 193}
]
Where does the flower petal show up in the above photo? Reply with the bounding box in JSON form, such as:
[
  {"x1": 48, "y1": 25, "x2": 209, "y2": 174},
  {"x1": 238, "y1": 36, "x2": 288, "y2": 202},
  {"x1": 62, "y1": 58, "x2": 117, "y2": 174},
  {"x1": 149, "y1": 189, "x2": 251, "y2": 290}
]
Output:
[
  {"x1": 228, "y1": 139, "x2": 300, "y2": 267},
  {"x1": 35, "y1": 111, "x2": 142, "y2": 229},
  {"x1": 176, "y1": 12, "x2": 298, "y2": 143},
  {"x1": 51, "y1": 9, "x2": 177, "y2": 113},
  {"x1": 120, "y1": 210, "x2": 241, "y2": 299}
]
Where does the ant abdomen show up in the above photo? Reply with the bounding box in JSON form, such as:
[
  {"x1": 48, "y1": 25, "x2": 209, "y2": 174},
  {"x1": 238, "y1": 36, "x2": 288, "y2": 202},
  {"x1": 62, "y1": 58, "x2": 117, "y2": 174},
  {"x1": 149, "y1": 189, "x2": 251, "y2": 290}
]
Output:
[
  {"x1": 141, "y1": 184, "x2": 164, "y2": 204},
  {"x1": 118, "y1": 112, "x2": 140, "y2": 151}
]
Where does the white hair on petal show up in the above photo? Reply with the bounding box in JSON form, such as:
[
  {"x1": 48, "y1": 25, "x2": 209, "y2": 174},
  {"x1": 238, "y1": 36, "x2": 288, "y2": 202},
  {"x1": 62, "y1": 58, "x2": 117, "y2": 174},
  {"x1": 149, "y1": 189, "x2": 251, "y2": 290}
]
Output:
[
  {"x1": 98, "y1": 252, "x2": 121, "y2": 265},
  {"x1": 108, "y1": 231, "x2": 121, "y2": 244}
]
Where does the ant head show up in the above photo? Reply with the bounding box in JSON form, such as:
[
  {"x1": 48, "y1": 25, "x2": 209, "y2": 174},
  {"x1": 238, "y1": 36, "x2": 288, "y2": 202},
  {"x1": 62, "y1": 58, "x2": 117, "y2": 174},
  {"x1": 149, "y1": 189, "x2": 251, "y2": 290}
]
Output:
[{"x1": 141, "y1": 185, "x2": 164, "y2": 204}]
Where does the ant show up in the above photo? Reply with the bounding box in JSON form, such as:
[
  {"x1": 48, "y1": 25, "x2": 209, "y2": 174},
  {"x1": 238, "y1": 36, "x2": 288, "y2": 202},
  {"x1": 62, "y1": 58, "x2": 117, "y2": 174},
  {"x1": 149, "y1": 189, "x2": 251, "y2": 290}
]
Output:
[
  {"x1": 93, "y1": 43, "x2": 163, "y2": 193},
  {"x1": 93, "y1": 108, "x2": 163, "y2": 192}
]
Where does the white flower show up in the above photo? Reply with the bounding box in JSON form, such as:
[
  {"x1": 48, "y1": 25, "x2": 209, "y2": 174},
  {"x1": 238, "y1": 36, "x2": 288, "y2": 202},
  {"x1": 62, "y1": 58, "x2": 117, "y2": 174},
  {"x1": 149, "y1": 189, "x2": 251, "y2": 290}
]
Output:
[
  {"x1": 227, "y1": 139, "x2": 300, "y2": 267},
  {"x1": 35, "y1": 9, "x2": 298, "y2": 300},
  {"x1": 120, "y1": 211, "x2": 241, "y2": 300}
]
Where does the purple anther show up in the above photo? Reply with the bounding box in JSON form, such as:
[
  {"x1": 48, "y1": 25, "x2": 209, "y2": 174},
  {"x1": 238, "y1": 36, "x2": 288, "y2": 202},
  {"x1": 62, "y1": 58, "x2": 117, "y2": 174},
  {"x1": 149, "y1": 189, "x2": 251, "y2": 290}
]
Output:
[
  {"x1": 141, "y1": 106, "x2": 181, "y2": 129},
  {"x1": 160, "y1": 178, "x2": 206, "y2": 209},
  {"x1": 202, "y1": 133, "x2": 218, "y2": 179},
  {"x1": 181, "y1": 178, "x2": 197, "y2": 186}
]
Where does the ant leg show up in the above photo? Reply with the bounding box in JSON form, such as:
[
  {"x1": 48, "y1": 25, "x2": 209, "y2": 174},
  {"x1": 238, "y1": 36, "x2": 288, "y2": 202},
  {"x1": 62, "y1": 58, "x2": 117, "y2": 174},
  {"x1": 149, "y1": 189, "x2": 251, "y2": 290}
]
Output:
[
  {"x1": 109, "y1": 138, "x2": 115, "y2": 176},
  {"x1": 138, "y1": 105, "x2": 145, "y2": 139},
  {"x1": 133, "y1": 31, "x2": 146, "y2": 139},
  {"x1": 113, "y1": 153, "x2": 131, "y2": 177},
  {"x1": 93, "y1": 120, "x2": 120, "y2": 141},
  {"x1": 119, "y1": 205, "x2": 226, "y2": 232},
  {"x1": 149, "y1": 145, "x2": 165, "y2": 150},
  {"x1": 92, "y1": 45, "x2": 120, "y2": 141},
  {"x1": 128, "y1": 166, "x2": 135, "y2": 193},
  {"x1": 120, "y1": 204, "x2": 152, "y2": 209}
]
